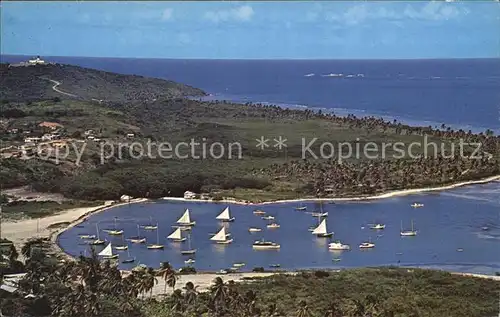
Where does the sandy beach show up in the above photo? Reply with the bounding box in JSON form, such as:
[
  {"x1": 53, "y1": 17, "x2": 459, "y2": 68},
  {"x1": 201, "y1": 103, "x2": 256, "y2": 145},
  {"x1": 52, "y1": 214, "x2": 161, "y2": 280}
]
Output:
[
  {"x1": 2, "y1": 174, "x2": 499, "y2": 266},
  {"x1": 163, "y1": 174, "x2": 500, "y2": 205}
]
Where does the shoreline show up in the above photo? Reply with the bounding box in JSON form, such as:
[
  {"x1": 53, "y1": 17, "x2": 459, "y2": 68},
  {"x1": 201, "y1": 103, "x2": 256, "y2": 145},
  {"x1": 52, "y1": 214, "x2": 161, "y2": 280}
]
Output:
[
  {"x1": 2, "y1": 174, "x2": 499, "y2": 266},
  {"x1": 162, "y1": 174, "x2": 500, "y2": 205}
]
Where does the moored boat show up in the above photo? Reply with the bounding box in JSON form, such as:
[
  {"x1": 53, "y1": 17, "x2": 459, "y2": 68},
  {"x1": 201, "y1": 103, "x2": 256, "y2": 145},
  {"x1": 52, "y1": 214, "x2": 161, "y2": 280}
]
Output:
[
  {"x1": 91, "y1": 224, "x2": 105, "y2": 245},
  {"x1": 359, "y1": 241, "x2": 375, "y2": 249},
  {"x1": 184, "y1": 258, "x2": 196, "y2": 264},
  {"x1": 267, "y1": 223, "x2": 280, "y2": 229},
  {"x1": 147, "y1": 224, "x2": 164, "y2": 249},
  {"x1": 370, "y1": 223, "x2": 386, "y2": 230},
  {"x1": 79, "y1": 234, "x2": 96, "y2": 239},
  {"x1": 127, "y1": 225, "x2": 146, "y2": 244},
  {"x1": 411, "y1": 203, "x2": 424, "y2": 208},
  {"x1": 249, "y1": 227, "x2": 262, "y2": 232},
  {"x1": 328, "y1": 241, "x2": 350, "y2": 250},
  {"x1": 262, "y1": 215, "x2": 275, "y2": 220},
  {"x1": 181, "y1": 234, "x2": 196, "y2": 255},
  {"x1": 253, "y1": 240, "x2": 280, "y2": 250},
  {"x1": 400, "y1": 220, "x2": 417, "y2": 236},
  {"x1": 253, "y1": 209, "x2": 266, "y2": 215}
]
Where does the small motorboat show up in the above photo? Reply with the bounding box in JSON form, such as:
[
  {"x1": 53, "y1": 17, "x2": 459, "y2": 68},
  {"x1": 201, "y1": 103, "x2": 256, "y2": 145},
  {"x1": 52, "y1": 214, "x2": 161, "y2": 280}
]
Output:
[
  {"x1": 359, "y1": 242, "x2": 375, "y2": 249},
  {"x1": 269, "y1": 264, "x2": 281, "y2": 268},
  {"x1": 253, "y1": 209, "x2": 266, "y2": 215},
  {"x1": 295, "y1": 206, "x2": 307, "y2": 211},
  {"x1": 370, "y1": 224, "x2": 386, "y2": 230},
  {"x1": 332, "y1": 258, "x2": 341, "y2": 262},
  {"x1": 456, "y1": 248, "x2": 464, "y2": 252},
  {"x1": 233, "y1": 262, "x2": 246, "y2": 267},
  {"x1": 411, "y1": 203, "x2": 424, "y2": 208},
  {"x1": 114, "y1": 245, "x2": 128, "y2": 251},
  {"x1": 79, "y1": 234, "x2": 96, "y2": 239},
  {"x1": 262, "y1": 215, "x2": 275, "y2": 220},
  {"x1": 103, "y1": 229, "x2": 124, "y2": 236},
  {"x1": 249, "y1": 227, "x2": 262, "y2": 232},
  {"x1": 328, "y1": 241, "x2": 350, "y2": 250},
  {"x1": 267, "y1": 223, "x2": 280, "y2": 229},
  {"x1": 253, "y1": 240, "x2": 280, "y2": 249},
  {"x1": 91, "y1": 239, "x2": 105, "y2": 245},
  {"x1": 184, "y1": 258, "x2": 196, "y2": 265}
]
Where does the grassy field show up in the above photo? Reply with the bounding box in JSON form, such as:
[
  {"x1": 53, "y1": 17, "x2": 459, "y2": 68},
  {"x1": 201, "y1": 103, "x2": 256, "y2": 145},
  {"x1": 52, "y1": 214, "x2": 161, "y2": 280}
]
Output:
[{"x1": 2, "y1": 200, "x2": 104, "y2": 220}]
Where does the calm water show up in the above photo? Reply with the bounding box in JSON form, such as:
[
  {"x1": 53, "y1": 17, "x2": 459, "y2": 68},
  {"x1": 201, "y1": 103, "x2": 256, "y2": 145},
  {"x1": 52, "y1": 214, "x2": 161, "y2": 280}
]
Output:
[
  {"x1": 2, "y1": 56, "x2": 500, "y2": 133},
  {"x1": 58, "y1": 181, "x2": 500, "y2": 274}
]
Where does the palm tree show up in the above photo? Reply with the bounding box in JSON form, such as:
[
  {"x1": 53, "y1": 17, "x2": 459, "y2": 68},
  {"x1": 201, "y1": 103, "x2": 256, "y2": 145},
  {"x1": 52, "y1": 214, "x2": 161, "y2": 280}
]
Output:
[
  {"x1": 159, "y1": 261, "x2": 176, "y2": 294},
  {"x1": 210, "y1": 277, "x2": 229, "y2": 304},
  {"x1": 183, "y1": 281, "x2": 198, "y2": 305},
  {"x1": 296, "y1": 301, "x2": 312, "y2": 317}
]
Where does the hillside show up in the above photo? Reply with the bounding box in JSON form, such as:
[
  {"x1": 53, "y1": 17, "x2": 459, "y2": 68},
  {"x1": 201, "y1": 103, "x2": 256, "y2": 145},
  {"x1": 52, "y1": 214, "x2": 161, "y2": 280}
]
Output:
[
  {"x1": 0, "y1": 63, "x2": 205, "y2": 103},
  {"x1": 0, "y1": 63, "x2": 498, "y2": 206}
]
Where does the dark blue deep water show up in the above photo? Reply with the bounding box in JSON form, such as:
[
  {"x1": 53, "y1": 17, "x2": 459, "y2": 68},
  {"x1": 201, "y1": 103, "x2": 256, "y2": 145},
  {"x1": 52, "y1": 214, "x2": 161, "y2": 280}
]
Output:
[
  {"x1": 2, "y1": 56, "x2": 500, "y2": 133},
  {"x1": 58, "y1": 182, "x2": 500, "y2": 274}
]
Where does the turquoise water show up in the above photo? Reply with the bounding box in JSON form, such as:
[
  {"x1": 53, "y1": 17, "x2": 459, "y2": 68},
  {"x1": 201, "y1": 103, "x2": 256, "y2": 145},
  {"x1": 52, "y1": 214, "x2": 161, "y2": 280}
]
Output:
[{"x1": 58, "y1": 182, "x2": 500, "y2": 274}]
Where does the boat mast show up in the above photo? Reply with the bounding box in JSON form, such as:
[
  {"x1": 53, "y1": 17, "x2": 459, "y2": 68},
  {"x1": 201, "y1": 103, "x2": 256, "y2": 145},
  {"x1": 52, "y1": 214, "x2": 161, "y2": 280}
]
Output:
[
  {"x1": 96, "y1": 223, "x2": 100, "y2": 240},
  {"x1": 156, "y1": 223, "x2": 160, "y2": 244}
]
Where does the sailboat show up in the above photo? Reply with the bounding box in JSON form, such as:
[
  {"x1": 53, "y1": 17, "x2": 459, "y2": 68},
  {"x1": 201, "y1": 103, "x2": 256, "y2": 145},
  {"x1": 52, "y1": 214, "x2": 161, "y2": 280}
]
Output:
[
  {"x1": 98, "y1": 243, "x2": 118, "y2": 259},
  {"x1": 176, "y1": 209, "x2": 196, "y2": 227},
  {"x1": 310, "y1": 201, "x2": 328, "y2": 217},
  {"x1": 210, "y1": 227, "x2": 233, "y2": 244},
  {"x1": 114, "y1": 235, "x2": 128, "y2": 250},
  {"x1": 167, "y1": 227, "x2": 186, "y2": 242},
  {"x1": 147, "y1": 225, "x2": 164, "y2": 249},
  {"x1": 121, "y1": 248, "x2": 136, "y2": 264},
  {"x1": 359, "y1": 237, "x2": 375, "y2": 249},
  {"x1": 91, "y1": 224, "x2": 105, "y2": 245},
  {"x1": 103, "y1": 217, "x2": 124, "y2": 236},
  {"x1": 141, "y1": 217, "x2": 158, "y2": 230},
  {"x1": 311, "y1": 219, "x2": 334, "y2": 238},
  {"x1": 295, "y1": 202, "x2": 307, "y2": 211},
  {"x1": 216, "y1": 207, "x2": 235, "y2": 222},
  {"x1": 181, "y1": 233, "x2": 196, "y2": 255},
  {"x1": 400, "y1": 220, "x2": 417, "y2": 236},
  {"x1": 127, "y1": 225, "x2": 146, "y2": 244}
]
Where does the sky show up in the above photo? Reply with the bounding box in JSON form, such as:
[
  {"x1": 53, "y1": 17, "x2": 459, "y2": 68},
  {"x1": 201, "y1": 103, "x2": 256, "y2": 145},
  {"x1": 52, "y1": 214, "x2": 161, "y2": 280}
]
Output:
[{"x1": 1, "y1": 1, "x2": 499, "y2": 59}]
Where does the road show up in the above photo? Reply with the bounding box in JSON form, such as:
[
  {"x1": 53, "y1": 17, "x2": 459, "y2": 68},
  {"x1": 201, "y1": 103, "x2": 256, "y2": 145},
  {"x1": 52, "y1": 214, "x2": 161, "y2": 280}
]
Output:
[{"x1": 41, "y1": 78, "x2": 78, "y2": 98}]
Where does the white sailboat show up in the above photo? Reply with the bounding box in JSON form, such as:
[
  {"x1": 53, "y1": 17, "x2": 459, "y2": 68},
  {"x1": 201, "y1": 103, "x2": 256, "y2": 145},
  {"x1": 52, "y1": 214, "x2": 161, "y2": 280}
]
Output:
[
  {"x1": 210, "y1": 227, "x2": 233, "y2": 244},
  {"x1": 370, "y1": 223, "x2": 386, "y2": 230},
  {"x1": 176, "y1": 209, "x2": 196, "y2": 226},
  {"x1": 147, "y1": 225, "x2": 164, "y2": 249},
  {"x1": 181, "y1": 233, "x2": 196, "y2": 255},
  {"x1": 312, "y1": 219, "x2": 334, "y2": 238},
  {"x1": 359, "y1": 237, "x2": 375, "y2": 249},
  {"x1": 91, "y1": 223, "x2": 105, "y2": 245},
  {"x1": 216, "y1": 207, "x2": 235, "y2": 222},
  {"x1": 98, "y1": 243, "x2": 118, "y2": 259},
  {"x1": 141, "y1": 217, "x2": 158, "y2": 230},
  {"x1": 103, "y1": 217, "x2": 124, "y2": 235},
  {"x1": 167, "y1": 227, "x2": 186, "y2": 242},
  {"x1": 114, "y1": 235, "x2": 128, "y2": 250},
  {"x1": 127, "y1": 224, "x2": 146, "y2": 244},
  {"x1": 400, "y1": 220, "x2": 417, "y2": 236}
]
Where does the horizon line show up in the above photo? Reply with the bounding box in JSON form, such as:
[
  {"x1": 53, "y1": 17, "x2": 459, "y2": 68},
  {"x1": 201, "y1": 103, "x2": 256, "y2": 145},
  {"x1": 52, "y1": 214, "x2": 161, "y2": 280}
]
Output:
[{"x1": 2, "y1": 53, "x2": 499, "y2": 61}]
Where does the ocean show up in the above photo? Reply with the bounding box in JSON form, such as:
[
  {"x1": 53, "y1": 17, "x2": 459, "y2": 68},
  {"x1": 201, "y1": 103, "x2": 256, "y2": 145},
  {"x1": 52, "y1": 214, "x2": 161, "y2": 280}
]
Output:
[{"x1": 2, "y1": 56, "x2": 500, "y2": 134}]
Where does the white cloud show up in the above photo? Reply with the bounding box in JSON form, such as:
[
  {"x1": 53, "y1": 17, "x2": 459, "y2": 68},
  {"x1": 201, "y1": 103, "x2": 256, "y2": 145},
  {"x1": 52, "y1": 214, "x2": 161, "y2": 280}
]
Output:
[
  {"x1": 204, "y1": 5, "x2": 254, "y2": 23},
  {"x1": 324, "y1": 2, "x2": 463, "y2": 25},
  {"x1": 162, "y1": 8, "x2": 173, "y2": 21}
]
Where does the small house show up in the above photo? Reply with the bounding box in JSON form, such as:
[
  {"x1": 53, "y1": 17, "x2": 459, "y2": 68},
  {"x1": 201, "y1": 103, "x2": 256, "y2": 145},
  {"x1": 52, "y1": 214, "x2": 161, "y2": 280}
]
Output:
[
  {"x1": 39, "y1": 121, "x2": 63, "y2": 131},
  {"x1": 183, "y1": 191, "x2": 197, "y2": 199},
  {"x1": 126, "y1": 133, "x2": 135, "y2": 139}
]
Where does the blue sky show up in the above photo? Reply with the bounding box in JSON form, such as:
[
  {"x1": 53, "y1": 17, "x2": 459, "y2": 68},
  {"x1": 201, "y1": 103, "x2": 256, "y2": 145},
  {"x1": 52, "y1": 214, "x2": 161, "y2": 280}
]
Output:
[{"x1": 1, "y1": 1, "x2": 499, "y2": 59}]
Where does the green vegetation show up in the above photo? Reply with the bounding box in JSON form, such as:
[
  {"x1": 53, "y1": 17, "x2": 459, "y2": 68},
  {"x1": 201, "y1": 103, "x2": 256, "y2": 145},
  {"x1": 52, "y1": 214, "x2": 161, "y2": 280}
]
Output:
[
  {"x1": 1, "y1": 63, "x2": 499, "y2": 204},
  {"x1": 1, "y1": 239, "x2": 499, "y2": 317},
  {"x1": 2, "y1": 200, "x2": 103, "y2": 220}
]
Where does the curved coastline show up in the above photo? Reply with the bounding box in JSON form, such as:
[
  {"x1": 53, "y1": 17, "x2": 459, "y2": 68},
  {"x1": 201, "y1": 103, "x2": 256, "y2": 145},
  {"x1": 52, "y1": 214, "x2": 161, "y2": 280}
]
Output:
[
  {"x1": 4, "y1": 175, "x2": 498, "y2": 272},
  {"x1": 162, "y1": 174, "x2": 500, "y2": 205}
]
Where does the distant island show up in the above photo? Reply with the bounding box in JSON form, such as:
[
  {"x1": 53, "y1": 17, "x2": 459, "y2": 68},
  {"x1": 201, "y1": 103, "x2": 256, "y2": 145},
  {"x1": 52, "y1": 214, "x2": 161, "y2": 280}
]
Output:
[{"x1": 0, "y1": 60, "x2": 499, "y2": 218}]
